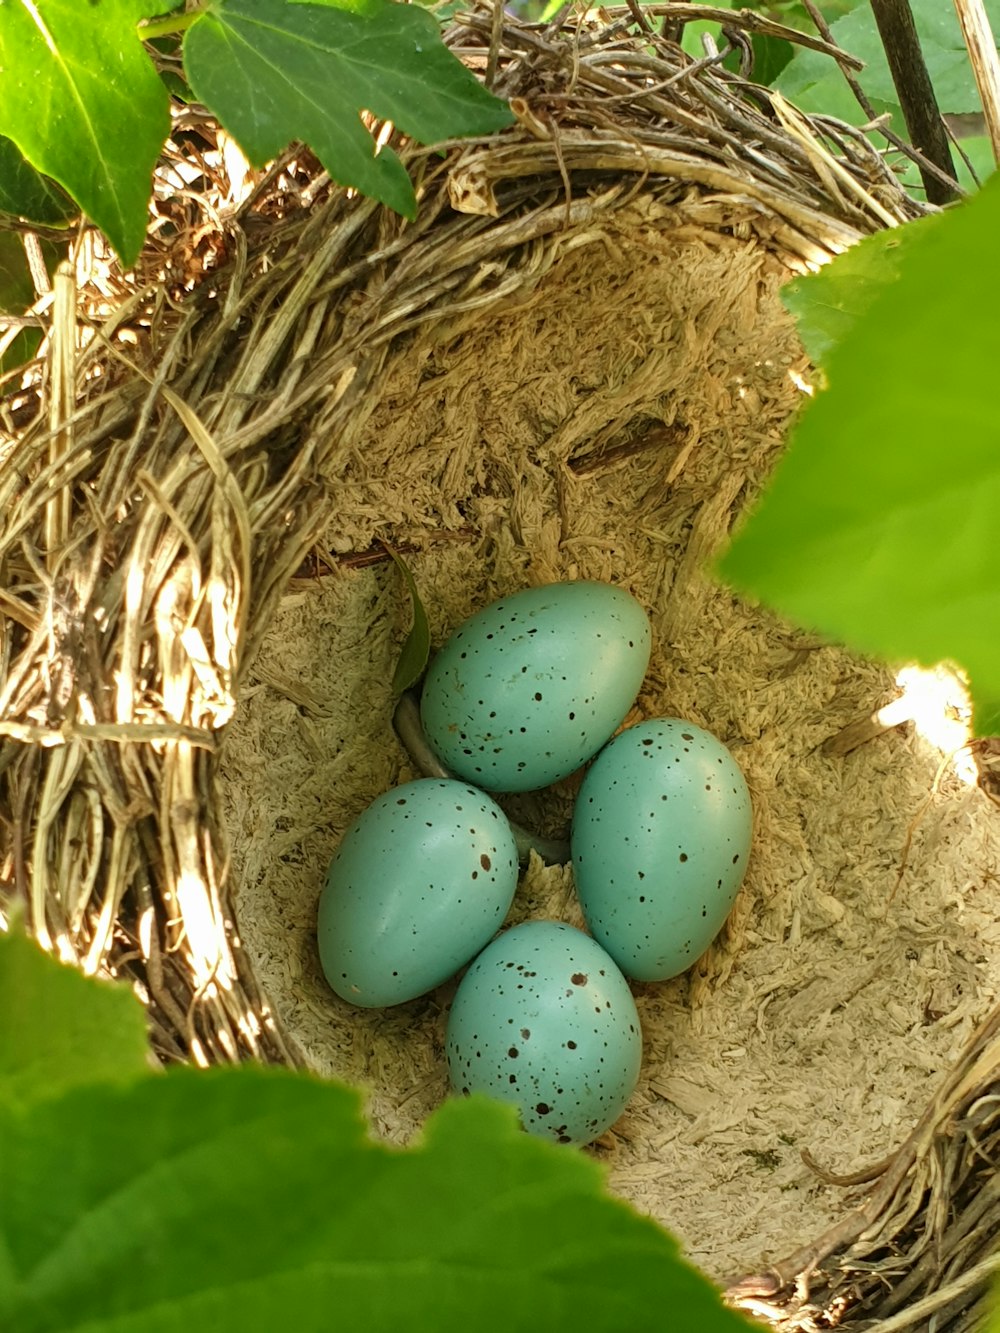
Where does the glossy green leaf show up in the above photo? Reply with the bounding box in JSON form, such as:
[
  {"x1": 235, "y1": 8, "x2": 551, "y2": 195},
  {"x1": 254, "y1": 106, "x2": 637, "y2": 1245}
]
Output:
[
  {"x1": 745, "y1": 33, "x2": 796, "y2": 87},
  {"x1": 780, "y1": 221, "x2": 927, "y2": 366},
  {"x1": 159, "y1": 68, "x2": 194, "y2": 102},
  {"x1": 777, "y1": 0, "x2": 1000, "y2": 123},
  {"x1": 0, "y1": 0, "x2": 174, "y2": 265},
  {"x1": 0, "y1": 229, "x2": 66, "y2": 379},
  {"x1": 953, "y1": 135, "x2": 997, "y2": 191},
  {"x1": 0, "y1": 1067, "x2": 753, "y2": 1333},
  {"x1": 720, "y1": 173, "x2": 1000, "y2": 736},
  {"x1": 0, "y1": 860, "x2": 755, "y2": 1333},
  {"x1": 387, "y1": 545, "x2": 431, "y2": 695},
  {"x1": 183, "y1": 0, "x2": 514, "y2": 220},
  {"x1": 0, "y1": 231, "x2": 62, "y2": 313},
  {"x1": 0, "y1": 926, "x2": 149, "y2": 1114},
  {"x1": 0, "y1": 323, "x2": 41, "y2": 381},
  {"x1": 0, "y1": 137, "x2": 76, "y2": 227}
]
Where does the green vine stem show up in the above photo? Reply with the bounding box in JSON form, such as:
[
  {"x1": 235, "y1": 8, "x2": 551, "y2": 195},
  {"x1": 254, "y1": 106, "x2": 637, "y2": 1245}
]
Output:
[
  {"x1": 392, "y1": 691, "x2": 571, "y2": 867},
  {"x1": 137, "y1": 9, "x2": 202, "y2": 42}
]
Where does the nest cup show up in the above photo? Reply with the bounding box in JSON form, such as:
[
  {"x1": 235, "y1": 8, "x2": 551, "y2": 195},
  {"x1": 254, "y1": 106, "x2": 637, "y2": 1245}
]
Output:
[{"x1": 5, "y1": 8, "x2": 1000, "y2": 1330}]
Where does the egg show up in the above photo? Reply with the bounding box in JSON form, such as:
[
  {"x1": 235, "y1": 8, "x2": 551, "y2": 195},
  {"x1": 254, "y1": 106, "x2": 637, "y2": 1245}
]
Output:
[
  {"x1": 420, "y1": 581, "x2": 651, "y2": 793},
  {"x1": 571, "y1": 718, "x2": 752, "y2": 981},
  {"x1": 445, "y1": 920, "x2": 643, "y2": 1146},
  {"x1": 317, "y1": 778, "x2": 518, "y2": 1007}
]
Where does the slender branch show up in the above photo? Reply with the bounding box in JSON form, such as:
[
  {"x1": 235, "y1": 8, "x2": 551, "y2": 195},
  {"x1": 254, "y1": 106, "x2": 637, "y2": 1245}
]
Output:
[
  {"x1": 621, "y1": 0, "x2": 654, "y2": 37},
  {"x1": 22, "y1": 233, "x2": 51, "y2": 297},
  {"x1": 863, "y1": 1252, "x2": 1000, "y2": 1333},
  {"x1": 602, "y1": 5, "x2": 865, "y2": 68},
  {"x1": 953, "y1": 0, "x2": 1000, "y2": 166},
  {"x1": 801, "y1": 0, "x2": 968, "y2": 198},
  {"x1": 870, "y1": 0, "x2": 960, "y2": 203},
  {"x1": 137, "y1": 9, "x2": 201, "y2": 42}
]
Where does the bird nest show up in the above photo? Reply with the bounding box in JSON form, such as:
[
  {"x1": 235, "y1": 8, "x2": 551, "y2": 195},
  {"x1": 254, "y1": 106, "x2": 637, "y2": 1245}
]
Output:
[{"x1": 3, "y1": 6, "x2": 1000, "y2": 1330}]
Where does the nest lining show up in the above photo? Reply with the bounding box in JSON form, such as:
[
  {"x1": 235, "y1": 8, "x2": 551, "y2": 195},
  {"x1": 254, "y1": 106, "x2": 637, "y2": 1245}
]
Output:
[
  {"x1": 3, "y1": 6, "x2": 1000, "y2": 1328},
  {"x1": 219, "y1": 200, "x2": 1000, "y2": 1295}
]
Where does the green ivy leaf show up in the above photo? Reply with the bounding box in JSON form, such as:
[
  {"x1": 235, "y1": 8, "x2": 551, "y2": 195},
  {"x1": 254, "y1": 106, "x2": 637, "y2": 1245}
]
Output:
[
  {"x1": 183, "y1": 0, "x2": 515, "y2": 221},
  {"x1": 0, "y1": 927, "x2": 149, "y2": 1114},
  {"x1": 0, "y1": 232, "x2": 62, "y2": 314},
  {"x1": 0, "y1": 1076, "x2": 756, "y2": 1332},
  {"x1": 0, "y1": 0, "x2": 175, "y2": 265},
  {"x1": 0, "y1": 137, "x2": 77, "y2": 227},
  {"x1": 719, "y1": 173, "x2": 1000, "y2": 736},
  {"x1": 745, "y1": 33, "x2": 796, "y2": 87},
  {"x1": 900, "y1": 134, "x2": 997, "y2": 196},
  {"x1": 0, "y1": 867, "x2": 754, "y2": 1333},
  {"x1": 780, "y1": 222, "x2": 926, "y2": 366},
  {"x1": 0, "y1": 1072, "x2": 752, "y2": 1332},
  {"x1": 0, "y1": 229, "x2": 68, "y2": 379},
  {"x1": 159, "y1": 68, "x2": 195, "y2": 103},
  {"x1": 0, "y1": 229, "x2": 39, "y2": 380},
  {"x1": 777, "y1": 0, "x2": 1000, "y2": 124},
  {"x1": 387, "y1": 545, "x2": 431, "y2": 695}
]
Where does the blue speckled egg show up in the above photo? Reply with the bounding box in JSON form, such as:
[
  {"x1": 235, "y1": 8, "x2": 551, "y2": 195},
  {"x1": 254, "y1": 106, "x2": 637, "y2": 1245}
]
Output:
[
  {"x1": 445, "y1": 920, "x2": 643, "y2": 1146},
  {"x1": 420, "y1": 581, "x2": 651, "y2": 793},
  {"x1": 317, "y1": 778, "x2": 518, "y2": 1008},
  {"x1": 572, "y1": 719, "x2": 752, "y2": 981}
]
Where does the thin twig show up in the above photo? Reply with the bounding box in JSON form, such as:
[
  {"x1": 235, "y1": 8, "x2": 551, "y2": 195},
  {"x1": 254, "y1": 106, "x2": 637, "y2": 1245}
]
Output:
[
  {"x1": 801, "y1": 1144, "x2": 897, "y2": 1187},
  {"x1": 568, "y1": 422, "x2": 688, "y2": 477},
  {"x1": 624, "y1": 0, "x2": 654, "y2": 37},
  {"x1": 44, "y1": 266, "x2": 74, "y2": 563},
  {"x1": 864, "y1": 1251, "x2": 1000, "y2": 1333},
  {"x1": 486, "y1": 0, "x2": 503, "y2": 89},
  {"x1": 601, "y1": 4, "x2": 865, "y2": 67},
  {"x1": 727, "y1": 998, "x2": 1000, "y2": 1309},
  {"x1": 871, "y1": 0, "x2": 960, "y2": 203},
  {"x1": 801, "y1": 0, "x2": 968, "y2": 199},
  {"x1": 22, "y1": 233, "x2": 51, "y2": 296}
]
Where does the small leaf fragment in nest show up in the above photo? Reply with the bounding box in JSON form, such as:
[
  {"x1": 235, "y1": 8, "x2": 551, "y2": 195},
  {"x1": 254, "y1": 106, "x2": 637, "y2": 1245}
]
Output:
[
  {"x1": 0, "y1": 136, "x2": 77, "y2": 227},
  {"x1": 387, "y1": 545, "x2": 430, "y2": 696}
]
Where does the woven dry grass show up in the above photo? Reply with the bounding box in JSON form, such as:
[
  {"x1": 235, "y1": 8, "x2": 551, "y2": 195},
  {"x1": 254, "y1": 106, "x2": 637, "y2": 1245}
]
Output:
[{"x1": 2, "y1": 4, "x2": 998, "y2": 1328}]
